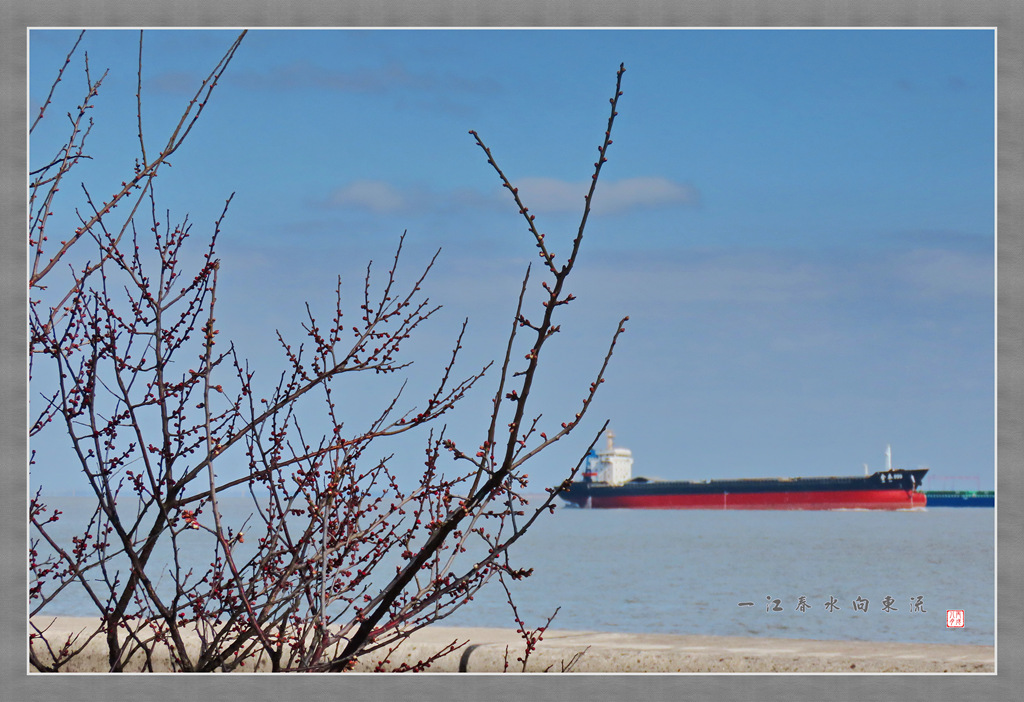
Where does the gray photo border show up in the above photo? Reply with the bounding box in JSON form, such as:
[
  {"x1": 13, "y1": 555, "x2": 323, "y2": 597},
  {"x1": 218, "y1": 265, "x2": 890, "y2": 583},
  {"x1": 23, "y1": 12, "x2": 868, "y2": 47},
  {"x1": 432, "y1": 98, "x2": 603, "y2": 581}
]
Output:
[{"x1": 4, "y1": 2, "x2": 1020, "y2": 701}]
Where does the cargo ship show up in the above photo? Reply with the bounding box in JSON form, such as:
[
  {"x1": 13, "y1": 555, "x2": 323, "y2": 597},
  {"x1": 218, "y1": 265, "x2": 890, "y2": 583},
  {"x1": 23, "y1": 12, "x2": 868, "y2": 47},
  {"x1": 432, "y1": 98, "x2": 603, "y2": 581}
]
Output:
[
  {"x1": 558, "y1": 432, "x2": 927, "y2": 510},
  {"x1": 922, "y1": 490, "x2": 994, "y2": 507}
]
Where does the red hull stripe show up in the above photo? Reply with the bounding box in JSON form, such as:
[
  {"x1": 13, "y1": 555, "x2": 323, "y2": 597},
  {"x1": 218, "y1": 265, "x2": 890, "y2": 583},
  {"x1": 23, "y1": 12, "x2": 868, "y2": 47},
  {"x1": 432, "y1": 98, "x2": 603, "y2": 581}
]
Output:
[{"x1": 586, "y1": 490, "x2": 927, "y2": 510}]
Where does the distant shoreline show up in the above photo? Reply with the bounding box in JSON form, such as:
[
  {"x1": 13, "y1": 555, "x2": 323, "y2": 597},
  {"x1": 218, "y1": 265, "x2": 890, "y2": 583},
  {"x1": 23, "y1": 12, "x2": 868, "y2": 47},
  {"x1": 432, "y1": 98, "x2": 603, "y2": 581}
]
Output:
[{"x1": 29, "y1": 617, "x2": 995, "y2": 673}]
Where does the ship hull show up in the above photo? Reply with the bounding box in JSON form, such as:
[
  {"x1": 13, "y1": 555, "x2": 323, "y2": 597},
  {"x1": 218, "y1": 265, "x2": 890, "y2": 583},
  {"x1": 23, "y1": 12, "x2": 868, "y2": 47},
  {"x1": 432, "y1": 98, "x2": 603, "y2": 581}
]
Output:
[{"x1": 559, "y1": 469, "x2": 928, "y2": 511}]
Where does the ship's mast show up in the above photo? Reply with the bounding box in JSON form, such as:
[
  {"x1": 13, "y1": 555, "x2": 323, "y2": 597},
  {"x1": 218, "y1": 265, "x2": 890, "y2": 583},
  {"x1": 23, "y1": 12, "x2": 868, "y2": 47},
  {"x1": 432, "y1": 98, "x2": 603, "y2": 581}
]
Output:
[
  {"x1": 885, "y1": 444, "x2": 892, "y2": 472},
  {"x1": 606, "y1": 429, "x2": 615, "y2": 453}
]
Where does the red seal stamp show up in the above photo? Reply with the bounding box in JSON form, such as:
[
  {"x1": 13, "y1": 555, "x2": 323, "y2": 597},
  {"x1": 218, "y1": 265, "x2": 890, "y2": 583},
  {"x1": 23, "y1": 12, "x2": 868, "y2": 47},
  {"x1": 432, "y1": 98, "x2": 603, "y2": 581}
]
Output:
[{"x1": 946, "y1": 610, "x2": 965, "y2": 628}]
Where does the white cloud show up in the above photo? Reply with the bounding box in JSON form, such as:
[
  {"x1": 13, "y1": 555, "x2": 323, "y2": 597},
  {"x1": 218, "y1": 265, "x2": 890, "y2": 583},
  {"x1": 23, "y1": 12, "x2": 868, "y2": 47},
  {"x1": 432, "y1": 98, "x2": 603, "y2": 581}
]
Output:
[
  {"x1": 323, "y1": 176, "x2": 699, "y2": 217},
  {"x1": 587, "y1": 253, "x2": 835, "y2": 307},
  {"x1": 596, "y1": 177, "x2": 701, "y2": 213},
  {"x1": 513, "y1": 176, "x2": 699, "y2": 215},
  {"x1": 897, "y1": 248, "x2": 994, "y2": 299},
  {"x1": 327, "y1": 180, "x2": 413, "y2": 213}
]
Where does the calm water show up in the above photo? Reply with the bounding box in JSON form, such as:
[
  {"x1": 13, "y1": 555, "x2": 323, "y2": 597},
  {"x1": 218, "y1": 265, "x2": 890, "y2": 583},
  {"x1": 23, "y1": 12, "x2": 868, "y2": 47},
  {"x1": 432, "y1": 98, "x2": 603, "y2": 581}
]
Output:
[{"x1": 32, "y1": 498, "x2": 995, "y2": 646}]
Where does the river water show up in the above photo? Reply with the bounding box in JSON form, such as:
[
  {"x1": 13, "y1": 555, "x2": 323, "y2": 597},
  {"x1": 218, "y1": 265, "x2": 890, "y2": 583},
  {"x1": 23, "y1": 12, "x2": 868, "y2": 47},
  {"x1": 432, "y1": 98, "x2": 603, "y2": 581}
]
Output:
[{"x1": 31, "y1": 497, "x2": 995, "y2": 647}]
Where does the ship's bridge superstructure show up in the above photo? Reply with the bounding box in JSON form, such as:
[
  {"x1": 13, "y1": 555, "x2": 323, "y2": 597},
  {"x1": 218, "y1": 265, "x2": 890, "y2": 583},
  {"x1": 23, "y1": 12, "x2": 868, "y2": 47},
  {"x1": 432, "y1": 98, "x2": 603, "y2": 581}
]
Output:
[{"x1": 583, "y1": 430, "x2": 633, "y2": 486}]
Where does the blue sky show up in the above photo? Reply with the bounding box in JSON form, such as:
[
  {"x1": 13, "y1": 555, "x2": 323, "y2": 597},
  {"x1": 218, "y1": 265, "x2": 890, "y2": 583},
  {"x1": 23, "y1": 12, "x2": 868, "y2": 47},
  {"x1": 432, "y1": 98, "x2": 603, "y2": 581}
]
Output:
[{"x1": 29, "y1": 28, "x2": 995, "y2": 493}]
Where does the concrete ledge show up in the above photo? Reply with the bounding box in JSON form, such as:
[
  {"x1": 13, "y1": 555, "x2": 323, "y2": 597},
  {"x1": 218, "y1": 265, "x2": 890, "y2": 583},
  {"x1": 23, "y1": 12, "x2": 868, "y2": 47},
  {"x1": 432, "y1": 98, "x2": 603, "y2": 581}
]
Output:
[{"x1": 29, "y1": 618, "x2": 994, "y2": 673}]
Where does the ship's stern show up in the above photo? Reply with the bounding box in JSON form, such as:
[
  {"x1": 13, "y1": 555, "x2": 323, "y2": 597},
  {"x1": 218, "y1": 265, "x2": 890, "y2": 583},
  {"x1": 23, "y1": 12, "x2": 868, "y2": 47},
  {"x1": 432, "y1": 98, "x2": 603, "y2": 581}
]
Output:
[{"x1": 557, "y1": 481, "x2": 592, "y2": 508}]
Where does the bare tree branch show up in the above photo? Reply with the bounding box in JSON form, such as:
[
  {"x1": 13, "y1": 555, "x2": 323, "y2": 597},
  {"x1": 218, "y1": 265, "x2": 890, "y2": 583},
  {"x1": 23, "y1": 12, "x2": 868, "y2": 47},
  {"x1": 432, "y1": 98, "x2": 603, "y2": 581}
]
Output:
[{"x1": 30, "y1": 34, "x2": 630, "y2": 673}]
